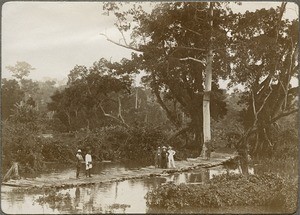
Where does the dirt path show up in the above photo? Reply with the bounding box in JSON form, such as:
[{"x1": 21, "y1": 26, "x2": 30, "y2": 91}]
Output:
[{"x1": 2, "y1": 152, "x2": 237, "y2": 190}]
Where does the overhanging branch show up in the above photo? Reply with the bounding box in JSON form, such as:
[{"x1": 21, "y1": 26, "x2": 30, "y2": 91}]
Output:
[
  {"x1": 100, "y1": 33, "x2": 143, "y2": 53},
  {"x1": 99, "y1": 102, "x2": 129, "y2": 128},
  {"x1": 179, "y1": 57, "x2": 206, "y2": 66}
]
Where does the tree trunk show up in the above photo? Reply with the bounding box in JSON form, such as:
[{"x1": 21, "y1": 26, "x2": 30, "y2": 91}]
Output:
[
  {"x1": 191, "y1": 110, "x2": 203, "y2": 154},
  {"x1": 135, "y1": 87, "x2": 138, "y2": 109},
  {"x1": 65, "y1": 111, "x2": 71, "y2": 130},
  {"x1": 202, "y1": 2, "x2": 213, "y2": 159}
]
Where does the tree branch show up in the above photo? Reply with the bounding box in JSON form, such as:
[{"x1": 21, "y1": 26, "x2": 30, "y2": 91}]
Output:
[
  {"x1": 100, "y1": 33, "x2": 143, "y2": 53},
  {"x1": 251, "y1": 91, "x2": 258, "y2": 120},
  {"x1": 256, "y1": 87, "x2": 273, "y2": 115},
  {"x1": 176, "y1": 46, "x2": 207, "y2": 52},
  {"x1": 179, "y1": 57, "x2": 206, "y2": 66},
  {"x1": 166, "y1": 126, "x2": 191, "y2": 143},
  {"x1": 99, "y1": 102, "x2": 129, "y2": 128},
  {"x1": 182, "y1": 25, "x2": 203, "y2": 37},
  {"x1": 152, "y1": 83, "x2": 181, "y2": 128},
  {"x1": 117, "y1": 96, "x2": 126, "y2": 124},
  {"x1": 263, "y1": 128, "x2": 273, "y2": 147}
]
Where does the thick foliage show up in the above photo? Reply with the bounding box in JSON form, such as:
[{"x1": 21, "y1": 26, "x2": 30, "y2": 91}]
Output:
[
  {"x1": 103, "y1": 2, "x2": 230, "y2": 150},
  {"x1": 1, "y1": 79, "x2": 25, "y2": 120},
  {"x1": 145, "y1": 173, "x2": 297, "y2": 212},
  {"x1": 38, "y1": 125, "x2": 168, "y2": 165},
  {"x1": 118, "y1": 126, "x2": 167, "y2": 163},
  {"x1": 2, "y1": 121, "x2": 45, "y2": 174},
  {"x1": 76, "y1": 125, "x2": 167, "y2": 164}
]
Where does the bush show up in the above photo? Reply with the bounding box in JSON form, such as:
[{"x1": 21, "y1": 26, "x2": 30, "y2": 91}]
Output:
[
  {"x1": 2, "y1": 121, "x2": 45, "y2": 174},
  {"x1": 40, "y1": 139, "x2": 75, "y2": 163},
  {"x1": 118, "y1": 126, "x2": 167, "y2": 163},
  {"x1": 66, "y1": 125, "x2": 167, "y2": 164},
  {"x1": 273, "y1": 128, "x2": 298, "y2": 159},
  {"x1": 145, "y1": 173, "x2": 297, "y2": 212}
]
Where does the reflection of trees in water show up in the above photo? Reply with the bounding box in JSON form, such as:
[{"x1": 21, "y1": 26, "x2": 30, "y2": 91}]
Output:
[
  {"x1": 34, "y1": 187, "x2": 104, "y2": 214},
  {"x1": 108, "y1": 203, "x2": 131, "y2": 213},
  {"x1": 142, "y1": 178, "x2": 165, "y2": 189},
  {"x1": 72, "y1": 183, "x2": 129, "y2": 214},
  {"x1": 4, "y1": 189, "x2": 26, "y2": 207},
  {"x1": 35, "y1": 190, "x2": 73, "y2": 213},
  {"x1": 169, "y1": 170, "x2": 209, "y2": 184},
  {"x1": 201, "y1": 169, "x2": 210, "y2": 183}
]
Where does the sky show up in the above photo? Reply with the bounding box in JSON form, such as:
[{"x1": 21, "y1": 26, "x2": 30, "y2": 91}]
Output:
[{"x1": 1, "y1": 1, "x2": 299, "y2": 88}]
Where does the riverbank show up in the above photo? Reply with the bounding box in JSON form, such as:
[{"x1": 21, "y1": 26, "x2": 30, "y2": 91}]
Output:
[
  {"x1": 145, "y1": 172, "x2": 298, "y2": 213},
  {"x1": 2, "y1": 152, "x2": 237, "y2": 190}
]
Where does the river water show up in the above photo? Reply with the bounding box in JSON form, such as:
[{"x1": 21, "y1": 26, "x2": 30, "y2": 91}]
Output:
[{"x1": 0, "y1": 162, "x2": 285, "y2": 214}]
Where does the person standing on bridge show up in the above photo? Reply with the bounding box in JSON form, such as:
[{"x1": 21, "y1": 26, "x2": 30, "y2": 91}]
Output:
[
  {"x1": 155, "y1": 146, "x2": 162, "y2": 168},
  {"x1": 76, "y1": 149, "x2": 84, "y2": 179},
  {"x1": 161, "y1": 146, "x2": 168, "y2": 168},
  {"x1": 85, "y1": 149, "x2": 93, "y2": 177},
  {"x1": 167, "y1": 146, "x2": 176, "y2": 168}
]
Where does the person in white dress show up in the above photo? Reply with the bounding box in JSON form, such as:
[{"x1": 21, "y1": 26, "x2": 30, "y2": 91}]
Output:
[
  {"x1": 85, "y1": 149, "x2": 92, "y2": 177},
  {"x1": 167, "y1": 146, "x2": 176, "y2": 168}
]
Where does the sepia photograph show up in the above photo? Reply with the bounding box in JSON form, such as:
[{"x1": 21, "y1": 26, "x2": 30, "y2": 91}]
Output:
[{"x1": 1, "y1": 1, "x2": 299, "y2": 214}]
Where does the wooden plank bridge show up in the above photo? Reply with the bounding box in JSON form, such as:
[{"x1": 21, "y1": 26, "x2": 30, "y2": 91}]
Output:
[{"x1": 2, "y1": 152, "x2": 237, "y2": 190}]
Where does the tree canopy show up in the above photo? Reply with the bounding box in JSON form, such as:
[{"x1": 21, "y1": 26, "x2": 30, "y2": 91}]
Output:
[{"x1": 102, "y1": 2, "x2": 298, "y2": 155}]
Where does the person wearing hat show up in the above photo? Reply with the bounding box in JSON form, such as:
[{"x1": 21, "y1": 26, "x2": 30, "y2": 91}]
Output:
[
  {"x1": 155, "y1": 146, "x2": 162, "y2": 168},
  {"x1": 76, "y1": 149, "x2": 84, "y2": 179},
  {"x1": 161, "y1": 146, "x2": 168, "y2": 168}
]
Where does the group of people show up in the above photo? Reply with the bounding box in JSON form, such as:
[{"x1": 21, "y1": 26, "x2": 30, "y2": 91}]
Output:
[
  {"x1": 75, "y1": 149, "x2": 92, "y2": 178},
  {"x1": 76, "y1": 145, "x2": 176, "y2": 178},
  {"x1": 155, "y1": 146, "x2": 176, "y2": 169}
]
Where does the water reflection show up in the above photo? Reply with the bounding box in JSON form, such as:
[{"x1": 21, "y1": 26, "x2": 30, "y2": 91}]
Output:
[
  {"x1": 162, "y1": 166, "x2": 254, "y2": 185},
  {"x1": 61, "y1": 179, "x2": 165, "y2": 213},
  {"x1": 32, "y1": 161, "x2": 147, "y2": 181},
  {"x1": 164, "y1": 169, "x2": 209, "y2": 184},
  {"x1": 0, "y1": 165, "x2": 266, "y2": 214}
]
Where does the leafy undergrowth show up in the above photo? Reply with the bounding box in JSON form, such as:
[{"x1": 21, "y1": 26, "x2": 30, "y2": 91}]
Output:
[{"x1": 145, "y1": 173, "x2": 298, "y2": 212}]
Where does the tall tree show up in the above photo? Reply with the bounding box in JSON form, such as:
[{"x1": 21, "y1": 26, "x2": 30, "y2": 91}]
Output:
[
  {"x1": 48, "y1": 58, "x2": 133, "y2": 131},
  {"x1": 202, "y1": 2, "x2": 214, "y2": 158},
  {"x1": 102, "y1": 2, "x2": 229, "y2": 154},
  {"x1": 102, "y1": 2, "x2": 298, "y2": 159},
  {"x1": 6, "y1": 61, "x2": 39, "y2": 101},
  {"x1": 6, "y1": 61, "x2": 35, "y2": 81},
  {"x1": 228, "y1": 3, "x2": 298, "y2": 157}
]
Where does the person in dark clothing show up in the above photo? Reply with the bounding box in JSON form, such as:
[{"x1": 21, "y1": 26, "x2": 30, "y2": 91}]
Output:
[
  {"x1": 76, "y1": 149, "x2": 84, "y2": 179},
  {"x1": 155, "y1": 147, "x2": 162, "y2": 168},
  {"x1": 161, "y1": 146, "x2": 168, "y2": 169}
]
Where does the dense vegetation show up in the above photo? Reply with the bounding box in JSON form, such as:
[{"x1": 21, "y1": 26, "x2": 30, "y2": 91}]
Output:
[
  {"x1": 144, "y1": 110, "x2": 298, "y2": 212},
  {"x1": 145, "y1": 173, "x2": 297, "y2": 212},
  {"x1": 1, "y1": 6, "x2": 298, "y2": 212}
]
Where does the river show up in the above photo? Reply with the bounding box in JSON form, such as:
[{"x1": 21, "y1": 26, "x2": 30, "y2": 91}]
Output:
[{"x1": 0, "y1": 162, "x2": 287, "y2": 214}]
